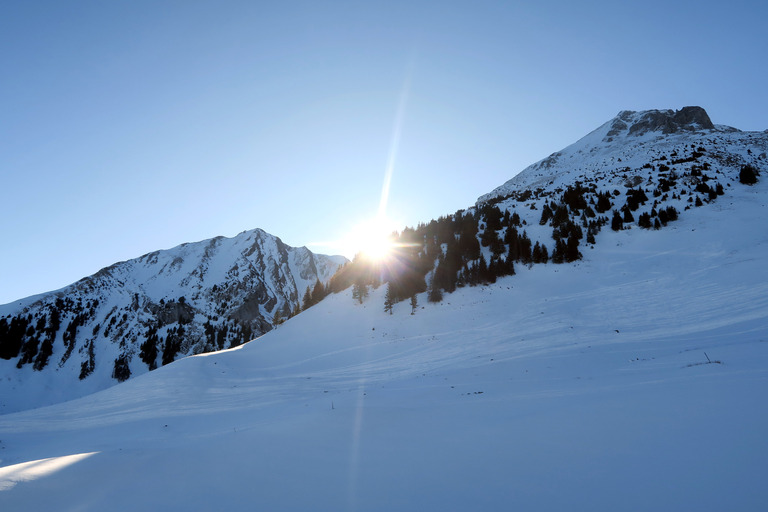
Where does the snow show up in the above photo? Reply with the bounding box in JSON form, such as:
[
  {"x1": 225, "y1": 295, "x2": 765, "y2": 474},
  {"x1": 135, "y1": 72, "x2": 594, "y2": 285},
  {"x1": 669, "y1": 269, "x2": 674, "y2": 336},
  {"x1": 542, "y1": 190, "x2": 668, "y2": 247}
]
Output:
[
  {"x1": 1, "y1": 175, "x2": 767, "y2": 510},
  {"x1": 478, "y1": 109, "x2": 766, "y2": 203},
  {"x1": 0, "y1": 227, "x2": 346, "y2": 414}
]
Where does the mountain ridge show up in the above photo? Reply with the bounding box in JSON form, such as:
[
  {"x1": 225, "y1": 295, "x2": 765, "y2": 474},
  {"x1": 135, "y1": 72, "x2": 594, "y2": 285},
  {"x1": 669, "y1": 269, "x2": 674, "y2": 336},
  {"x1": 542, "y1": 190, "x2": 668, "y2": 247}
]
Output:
[
  {"x1": 478, "y1": 106, "x2": 766, "y2": 203},
  {"x1": 0, "y1": 227, "x2": 346, "y2": 413},
  {"x1": 1, "y1": 158, "x2": 765, "y2": 509},
  {"x1": 2, "y1": 105, "x2": 766, "y2": 415}
]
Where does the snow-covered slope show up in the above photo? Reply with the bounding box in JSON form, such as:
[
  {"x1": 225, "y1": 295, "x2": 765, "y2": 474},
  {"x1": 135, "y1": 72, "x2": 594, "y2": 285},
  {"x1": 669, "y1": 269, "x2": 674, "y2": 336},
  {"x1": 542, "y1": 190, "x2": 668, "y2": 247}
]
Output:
[
  {"x1": 1, "y1": 106, "x2": 767, "y2": 510},
  {"x1": 0, "y1": 228, "x2": 346, "y2": 413},
  {"x1": 479, "y1": 106, "x2": 766, "y2": 202},
  {"x1": 0, "y1": 174, "x2": 766, "y2": 511}
]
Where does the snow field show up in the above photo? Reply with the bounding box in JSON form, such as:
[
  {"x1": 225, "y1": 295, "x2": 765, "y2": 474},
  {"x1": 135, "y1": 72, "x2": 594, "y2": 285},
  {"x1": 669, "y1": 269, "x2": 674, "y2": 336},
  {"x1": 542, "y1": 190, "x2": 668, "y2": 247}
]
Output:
[{"x1": 1, "y1": 179, "x2": 767, "y2": 510}]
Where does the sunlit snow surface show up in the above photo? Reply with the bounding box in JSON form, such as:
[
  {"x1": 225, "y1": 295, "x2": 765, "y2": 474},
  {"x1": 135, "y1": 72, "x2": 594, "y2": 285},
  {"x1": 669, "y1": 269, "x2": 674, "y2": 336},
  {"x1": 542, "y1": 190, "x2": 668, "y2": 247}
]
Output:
[{"x1": 1, "y1": 182, "x2": 767, "y2": 510}]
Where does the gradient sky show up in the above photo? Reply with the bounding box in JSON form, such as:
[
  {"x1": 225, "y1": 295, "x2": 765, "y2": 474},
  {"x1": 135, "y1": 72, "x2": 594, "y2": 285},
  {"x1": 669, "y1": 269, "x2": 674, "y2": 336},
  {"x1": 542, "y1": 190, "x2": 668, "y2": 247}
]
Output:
[{"x1": 2, "y1": 0, "x2": 767, "y2": 304}]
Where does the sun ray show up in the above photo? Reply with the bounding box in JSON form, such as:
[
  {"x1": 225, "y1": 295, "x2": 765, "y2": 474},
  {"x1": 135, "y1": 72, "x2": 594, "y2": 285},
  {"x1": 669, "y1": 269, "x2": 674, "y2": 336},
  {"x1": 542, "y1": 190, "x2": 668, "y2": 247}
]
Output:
[{"x1": 378, "y1": 60, "x2": 414, "y2": 219}]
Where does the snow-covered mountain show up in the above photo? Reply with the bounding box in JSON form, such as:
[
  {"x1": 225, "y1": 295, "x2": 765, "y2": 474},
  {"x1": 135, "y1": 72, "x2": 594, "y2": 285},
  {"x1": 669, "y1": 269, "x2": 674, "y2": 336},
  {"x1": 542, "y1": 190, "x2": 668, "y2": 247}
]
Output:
[
  {"x1": 0, "y1": 228, "x2": 346, "y2": 413},
  {"x1": 1, "y1": 107, "x2": 767, "y2": 511},
  {"x1": 479, "y1": 106, "x2": 765, "y2": 203}
]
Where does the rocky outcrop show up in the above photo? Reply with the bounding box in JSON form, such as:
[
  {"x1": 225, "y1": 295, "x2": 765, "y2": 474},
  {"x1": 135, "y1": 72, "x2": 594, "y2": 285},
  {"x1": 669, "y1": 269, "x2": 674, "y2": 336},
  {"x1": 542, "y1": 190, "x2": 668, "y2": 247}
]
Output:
[{"x1": 626, "y1": 106, "x2": 714, "y2": 136}]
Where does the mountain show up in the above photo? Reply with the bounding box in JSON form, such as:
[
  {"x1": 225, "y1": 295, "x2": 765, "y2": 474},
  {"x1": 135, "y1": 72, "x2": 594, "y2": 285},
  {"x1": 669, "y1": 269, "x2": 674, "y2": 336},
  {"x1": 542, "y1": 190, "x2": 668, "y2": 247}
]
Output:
[
  {"x1": 479, "y1": 106, "x2": 765, "y2": 203},
  {"x1": 0, "y1": 228, "x2": 346, "y2": 413},
  {"x1": 1, "y1": 107, "x2": 767, "y2": 510}
]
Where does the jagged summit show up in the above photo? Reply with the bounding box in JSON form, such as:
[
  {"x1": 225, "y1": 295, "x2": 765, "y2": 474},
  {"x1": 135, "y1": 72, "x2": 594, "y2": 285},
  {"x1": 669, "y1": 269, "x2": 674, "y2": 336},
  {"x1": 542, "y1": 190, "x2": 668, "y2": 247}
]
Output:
[
  {"x1": 479, "y1": 106, "x2": 766, "y2": 203},
  {"x1": 606, "y1": 106, "x2": 715, "y2": 139},
  {"x1": 0, "y1": 227, "x2": 347, "y2": 413}
]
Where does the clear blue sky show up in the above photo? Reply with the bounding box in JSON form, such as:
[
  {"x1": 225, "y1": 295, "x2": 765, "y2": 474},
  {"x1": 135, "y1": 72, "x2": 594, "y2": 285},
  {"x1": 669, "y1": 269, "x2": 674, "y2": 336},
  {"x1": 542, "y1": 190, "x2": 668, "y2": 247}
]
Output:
[{"x1": 2, "y1": 0, "x2": 767, "y2": 305}]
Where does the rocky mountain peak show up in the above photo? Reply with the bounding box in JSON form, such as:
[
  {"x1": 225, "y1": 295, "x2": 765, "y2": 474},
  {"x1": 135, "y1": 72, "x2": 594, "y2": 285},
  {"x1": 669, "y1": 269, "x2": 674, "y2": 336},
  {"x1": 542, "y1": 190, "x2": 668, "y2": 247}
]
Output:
[
  {"x1": 477, "y1": 106, "x2": 766, "y2": 205},
  {"x1": 606, "y1": 106, "x2": 714, "y2": 140}
]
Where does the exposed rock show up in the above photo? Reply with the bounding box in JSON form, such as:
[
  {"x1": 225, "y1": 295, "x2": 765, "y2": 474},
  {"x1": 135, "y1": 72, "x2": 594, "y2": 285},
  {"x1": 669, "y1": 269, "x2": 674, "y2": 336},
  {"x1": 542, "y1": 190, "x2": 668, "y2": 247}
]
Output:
[{"x1": 628, "y1": 107, "x2": 714, "y2": 136}]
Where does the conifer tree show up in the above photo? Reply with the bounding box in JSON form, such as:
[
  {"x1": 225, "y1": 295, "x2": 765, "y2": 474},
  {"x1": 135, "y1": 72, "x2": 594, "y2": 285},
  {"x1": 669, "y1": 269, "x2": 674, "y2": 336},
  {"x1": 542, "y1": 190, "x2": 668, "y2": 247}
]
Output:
[
  {"x1": 565, "y1": 234, "x2": 581, "y2": 262},
  {"x1": 302, "y1": 286, "x2": 313, "y2": 310},
  {"x1": 532, "y1": 242, "x2": 543, "y2": 263},
  {"x1": 518, "y1": 231, "x2": 532, "y2": 264},
  {"x1": 384, "y1": 284, "x2": 394, "y2": 315},
  {"x1": 739, "y1": 164, "x2": 758, "y2": 185},
  {"x1": 596, "y1": 192, "x2": 613, "y2": 213},
  {"x1": 311, "y1": 279, "x2": 326, "y2": 304},
  {"x1": 112, "y1": 354, "x2": 131, "y2": 382},
  {"x1": 352, "y1": 277, "x2": 368, "y2": 304},
  {"x1": 477, "y1": 255, "x2": 489, "y2": 284},
  {"x1": 427, "y1": 275, "x2": 443, "y2": 303},
  {"x1": 539, "y1": 204, "x2": 553, "y2": 225},
  {"x1": 140, "y1": 328, "x2": 159, "y2": 370},
  {"x1": 611, "y1": 210, "x2": 623, "y2": 231}
]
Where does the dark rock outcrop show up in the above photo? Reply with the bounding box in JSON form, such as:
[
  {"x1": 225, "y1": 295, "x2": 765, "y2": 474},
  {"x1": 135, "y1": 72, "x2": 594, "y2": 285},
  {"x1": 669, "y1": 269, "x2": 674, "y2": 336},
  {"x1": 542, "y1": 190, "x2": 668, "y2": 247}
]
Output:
[{"x1": 628, "y1": 106, "x2": 714, "y2": 136}]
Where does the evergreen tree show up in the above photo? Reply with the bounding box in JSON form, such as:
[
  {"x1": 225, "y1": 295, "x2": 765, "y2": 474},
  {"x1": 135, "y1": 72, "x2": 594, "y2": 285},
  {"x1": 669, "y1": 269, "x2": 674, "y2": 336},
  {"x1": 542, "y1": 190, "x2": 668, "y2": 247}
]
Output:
[
  {"x1": 539, "y1": 204, "x2": 553, "y2": 225},
  {"x1": 611, "y1": 210, "x2": 623, "y2": 231},
  {"x1": 0, "y1": 316, "x2": 26, "y2": 360},
  {"x1": 483, "y1": 205, "x2": 503, "y2": 231},
  {"x1": 665, "y1": 206, "x2": 678, "y2": 221},
  {"x1": 477, "y1": 255, "x2": 489, "y2": 284},
  {"x1": 565, "y1": 234, "x2": 581, "y2": 262},
  {"x1": 79, "y1": 341, "x2": 95, "y2": 380},
  {"x1": 140, "y1": 328, "x2": 159, "y2": 370},
  {"x1": 518, "y1": 231, "x2": 532, "y2": 264},
  {"x1": 112, "y1": 354, "x2": 131, "y2": 382},
  {"x1": 384, "y1": 284, "x2": 394, "y2": 315},
  {"x1": 551, "y1": 205, "x2": 569, "y2": 228},
  {"x1": 739, "y1": 164, "x2": 759, "y2": 185},
  {"x1": 311, "y1": 279, "x2": 326, "y2": 305},
  {"x1": 33, "y1": 335, "x2": 53, "y2": 371},
  {"x1": 504, "y1": 254, "x2": 516, "y2": 275},
  {"x1": 410, "y1": 294, "x2": 418, "y2": 315},
  {"x1": 638, "y1": 212, "x2": 652, "y2": 229},
  {"x1": 427, "y1": 275, "x2": 443, "y2": 303},
  {"x1": 532, "y1": 242, "x2": 543, "y2": 263},
  {"x1": 551, "y1": 239, "x2": 566, "y2": 263},
  {"x1": 596, "y1": 192, "x2": 613, "y2": 213},
  {"x1": 539, "y1": 244, "x2": 549, "y2": 263},
  {"x1": 352, "y1": 281, "x2": 368, "y2": 304},
  {"x1": 302, "y1": 286, "x2": 313, "y2": 310}
]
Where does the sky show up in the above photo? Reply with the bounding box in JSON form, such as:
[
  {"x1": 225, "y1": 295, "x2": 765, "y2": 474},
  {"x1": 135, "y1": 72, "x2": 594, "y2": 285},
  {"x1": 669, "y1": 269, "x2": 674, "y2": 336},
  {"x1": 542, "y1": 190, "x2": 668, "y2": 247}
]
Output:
[{"x1": 1, "y1": 0, "x2": 767, "y2": 305}]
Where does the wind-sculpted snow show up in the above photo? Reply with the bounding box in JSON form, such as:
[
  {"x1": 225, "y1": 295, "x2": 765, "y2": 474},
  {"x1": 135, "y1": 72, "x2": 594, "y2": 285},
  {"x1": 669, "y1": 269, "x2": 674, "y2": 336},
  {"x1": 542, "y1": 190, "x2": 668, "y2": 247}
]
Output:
[{"x1": 0, "y1": 173, "x2": 767, "y2": 511}]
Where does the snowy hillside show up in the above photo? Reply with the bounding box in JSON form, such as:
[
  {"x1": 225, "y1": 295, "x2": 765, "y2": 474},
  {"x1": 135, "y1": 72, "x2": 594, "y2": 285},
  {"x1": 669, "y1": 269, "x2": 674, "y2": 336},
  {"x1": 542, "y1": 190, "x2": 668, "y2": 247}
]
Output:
[
  {"x1": 479, "y1": 106, "x2": 766, "y2": 202},
  {"x1": 1, "y1": 173, "x2": 766, "y2": 511},
  {"x1": 1, "y1": 106, "x2": 767, "y2": 510},
  {"x1": 0, "y1": 228, "x2": 346, "y2": 413}
]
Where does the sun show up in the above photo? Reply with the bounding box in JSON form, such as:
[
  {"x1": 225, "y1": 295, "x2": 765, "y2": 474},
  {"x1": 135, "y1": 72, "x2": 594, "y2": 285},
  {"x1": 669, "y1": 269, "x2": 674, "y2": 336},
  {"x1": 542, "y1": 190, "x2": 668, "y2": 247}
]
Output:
[{"x1": 347, "y1": 217, "x2": 397, "y2": 263}]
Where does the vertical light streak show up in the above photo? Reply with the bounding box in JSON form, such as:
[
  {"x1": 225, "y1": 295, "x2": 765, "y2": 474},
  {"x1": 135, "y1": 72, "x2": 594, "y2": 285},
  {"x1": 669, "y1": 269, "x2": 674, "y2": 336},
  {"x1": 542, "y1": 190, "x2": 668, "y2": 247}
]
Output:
[
  {"x1": 377, "y1": 66, "x2": 413, "y2": 221},
  {"x1": 348, "y1": 62, "x2": 416, "y2": 510}
]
